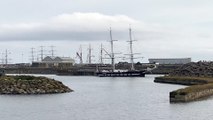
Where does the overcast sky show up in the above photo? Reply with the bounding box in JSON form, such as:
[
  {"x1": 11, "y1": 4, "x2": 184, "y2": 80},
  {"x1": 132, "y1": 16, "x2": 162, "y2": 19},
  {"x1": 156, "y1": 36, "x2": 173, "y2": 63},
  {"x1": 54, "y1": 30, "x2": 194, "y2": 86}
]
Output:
[{"x1": 0, "y1": 0, "x2": 213, "y2": 63}]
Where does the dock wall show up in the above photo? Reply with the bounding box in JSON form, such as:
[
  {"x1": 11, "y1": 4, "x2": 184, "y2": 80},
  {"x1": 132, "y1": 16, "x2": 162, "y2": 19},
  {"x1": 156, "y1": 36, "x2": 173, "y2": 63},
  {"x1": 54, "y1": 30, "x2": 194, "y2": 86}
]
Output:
[{"x1": 170, "y1": 88, "x2": 213, "y2": 102}]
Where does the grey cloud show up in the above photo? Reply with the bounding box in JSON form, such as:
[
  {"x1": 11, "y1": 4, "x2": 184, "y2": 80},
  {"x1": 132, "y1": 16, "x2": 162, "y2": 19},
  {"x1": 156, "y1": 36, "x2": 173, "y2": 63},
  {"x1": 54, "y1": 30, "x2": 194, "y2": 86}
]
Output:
[{"x1": 0, "y1": 12, "x2": 168, "y2": 41}]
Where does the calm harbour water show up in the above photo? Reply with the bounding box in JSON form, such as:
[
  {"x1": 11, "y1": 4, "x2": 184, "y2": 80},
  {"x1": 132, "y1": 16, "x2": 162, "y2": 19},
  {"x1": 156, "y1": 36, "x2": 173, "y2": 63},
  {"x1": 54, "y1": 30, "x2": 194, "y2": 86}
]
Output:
[{"x1": 0, "y1": 75, "x2": 213, "y2": 120}]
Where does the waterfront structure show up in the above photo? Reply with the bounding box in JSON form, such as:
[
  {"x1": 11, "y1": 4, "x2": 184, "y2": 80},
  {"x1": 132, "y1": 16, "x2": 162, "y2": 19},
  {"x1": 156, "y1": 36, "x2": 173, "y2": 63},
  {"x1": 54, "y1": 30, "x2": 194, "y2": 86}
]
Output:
[
  {"x1": 148, "y1": 58, "x2": 191, "y2": 64},
  {"x1": 32, "y1": 56, "x2": 75, "y2": 69}
]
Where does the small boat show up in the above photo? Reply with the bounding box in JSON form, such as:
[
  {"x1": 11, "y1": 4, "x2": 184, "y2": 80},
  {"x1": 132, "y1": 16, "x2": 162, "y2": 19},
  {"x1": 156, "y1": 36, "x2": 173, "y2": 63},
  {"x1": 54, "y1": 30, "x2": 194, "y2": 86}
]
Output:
[{"x1": 96, "y1": 28, "x2": 146, "y2": 77}]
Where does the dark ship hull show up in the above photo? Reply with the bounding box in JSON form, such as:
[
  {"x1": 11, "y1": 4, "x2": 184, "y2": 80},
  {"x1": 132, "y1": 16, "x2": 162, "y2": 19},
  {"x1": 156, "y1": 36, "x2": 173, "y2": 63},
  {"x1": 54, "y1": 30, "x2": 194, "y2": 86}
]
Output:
[{"x1": 96, "y1": 70, "x2": 145, "y2": 77}]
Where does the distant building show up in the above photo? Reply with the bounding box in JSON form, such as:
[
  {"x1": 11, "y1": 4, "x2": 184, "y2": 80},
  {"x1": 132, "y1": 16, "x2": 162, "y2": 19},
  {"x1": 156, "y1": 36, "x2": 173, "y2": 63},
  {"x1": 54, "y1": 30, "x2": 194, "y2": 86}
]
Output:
[
  {"x1": 32, "y1": 56, "x2": 75, "y2": 69},
  {"x1": 148, "y1": 58, "x2": 191, "y2": 64}
]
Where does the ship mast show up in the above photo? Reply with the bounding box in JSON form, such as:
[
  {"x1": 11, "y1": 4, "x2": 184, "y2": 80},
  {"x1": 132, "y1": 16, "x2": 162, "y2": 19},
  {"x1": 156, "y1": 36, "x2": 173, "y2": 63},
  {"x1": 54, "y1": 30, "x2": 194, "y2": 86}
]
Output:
[
  {"x1": 79, "y1": 45, "x2": 83, "y2": 64},
  {"x1": 128, "y1": 28, "x2": 136, "y2": 71},
  {"x1": 100, "y1": 44, "x2": 103, "y2": 64},
  {"x1": 110, "y1": 28, "x2": 117, "y2": 72},
  {"x1": 87, "y1": 44, "x2": 93, "y2": 64}
]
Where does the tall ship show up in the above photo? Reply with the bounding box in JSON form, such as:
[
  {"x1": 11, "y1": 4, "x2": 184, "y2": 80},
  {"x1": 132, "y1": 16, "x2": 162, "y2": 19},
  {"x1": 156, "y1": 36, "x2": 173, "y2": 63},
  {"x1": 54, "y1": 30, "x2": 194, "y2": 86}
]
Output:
[{"x1": 96, "y1": 28, "x2": 146, "y2": 77}]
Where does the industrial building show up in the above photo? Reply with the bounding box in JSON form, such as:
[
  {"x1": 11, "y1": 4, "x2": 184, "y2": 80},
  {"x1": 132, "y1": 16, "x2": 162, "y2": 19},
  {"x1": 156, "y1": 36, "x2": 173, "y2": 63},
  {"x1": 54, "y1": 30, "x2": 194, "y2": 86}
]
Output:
[
  {"x1": 32, "y1": 56, "x2": 75, "y2": 69},
  {"x1": 148, "y1": 58, "x2": 191, "y2": 65}
]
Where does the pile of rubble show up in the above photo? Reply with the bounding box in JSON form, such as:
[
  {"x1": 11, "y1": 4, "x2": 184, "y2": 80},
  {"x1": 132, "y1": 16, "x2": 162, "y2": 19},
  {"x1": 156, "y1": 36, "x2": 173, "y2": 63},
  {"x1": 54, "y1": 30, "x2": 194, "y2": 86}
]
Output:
[{"x1": 170, "y1": 61, "x2": 213, "y2": 77}]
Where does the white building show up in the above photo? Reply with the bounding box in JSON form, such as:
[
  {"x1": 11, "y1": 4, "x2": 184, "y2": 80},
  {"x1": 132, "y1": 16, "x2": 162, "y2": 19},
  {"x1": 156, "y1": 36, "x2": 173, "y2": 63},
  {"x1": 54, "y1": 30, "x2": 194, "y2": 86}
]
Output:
[
  {"x1": 32, "y1": 56, "x2": 75, "y2": 68},
  {"x1": 148, "y1": 58, "x2": 191, "y2": 64}
]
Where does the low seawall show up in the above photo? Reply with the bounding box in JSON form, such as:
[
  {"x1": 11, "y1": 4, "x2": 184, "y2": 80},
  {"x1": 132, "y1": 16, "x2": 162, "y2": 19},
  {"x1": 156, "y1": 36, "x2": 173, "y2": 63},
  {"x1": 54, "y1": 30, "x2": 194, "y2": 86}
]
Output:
[
  {"x1": 155, "y1": 76, "x2": 213, "y2": 103},
  {"x1": 170, "y1": 85, "x2": 213, "y2": 102}
]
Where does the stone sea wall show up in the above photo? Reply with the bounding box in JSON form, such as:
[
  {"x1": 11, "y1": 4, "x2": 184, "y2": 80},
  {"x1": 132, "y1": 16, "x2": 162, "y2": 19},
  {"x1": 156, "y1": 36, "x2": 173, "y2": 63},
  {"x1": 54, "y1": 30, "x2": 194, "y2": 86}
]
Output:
[{"x1": 170, "y1": 87, "x2": 213, "y2": 102}]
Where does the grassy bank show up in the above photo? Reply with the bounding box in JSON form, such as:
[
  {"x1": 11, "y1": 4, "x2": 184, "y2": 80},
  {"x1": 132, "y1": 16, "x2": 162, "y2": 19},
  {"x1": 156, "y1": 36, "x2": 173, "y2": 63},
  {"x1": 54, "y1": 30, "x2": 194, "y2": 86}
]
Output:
[
  {"x1": 154, "y1": 76, "x2": 211, "y2": 85},
  {"x1": 155, "y1": 76, "x2": 213, "y2": 83}
]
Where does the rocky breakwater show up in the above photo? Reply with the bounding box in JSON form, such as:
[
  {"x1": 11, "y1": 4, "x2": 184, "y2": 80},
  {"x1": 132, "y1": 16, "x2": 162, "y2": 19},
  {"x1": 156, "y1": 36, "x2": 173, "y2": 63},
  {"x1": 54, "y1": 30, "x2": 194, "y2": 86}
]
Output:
[
  {"x1": 154, "y1": 61, "x2": 213, "y2": 103},
  {"x1": 0, "y1": 75, "x2": 73, "y2": 94}
]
